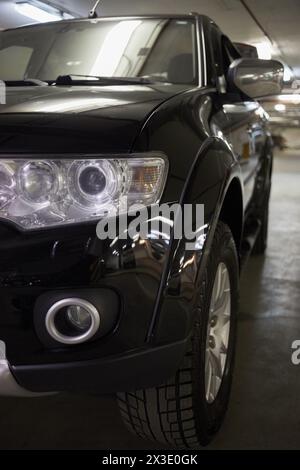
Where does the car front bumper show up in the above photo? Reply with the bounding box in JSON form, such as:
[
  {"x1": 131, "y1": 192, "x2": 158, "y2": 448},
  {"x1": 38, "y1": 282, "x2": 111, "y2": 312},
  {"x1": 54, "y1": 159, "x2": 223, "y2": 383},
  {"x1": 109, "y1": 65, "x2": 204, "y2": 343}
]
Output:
[
  {"x1": 0, "y1": 338, "x2": 188, "y2": 396},
  {"x1": 8, "y1": 339, "x2": 188, "y2": 394},
  {"x1": 0, "y1": 341, "x2": 44, "y2": 397},
  {"x1": 0, "y1": 218, "x2": 196, "y2": 395}
]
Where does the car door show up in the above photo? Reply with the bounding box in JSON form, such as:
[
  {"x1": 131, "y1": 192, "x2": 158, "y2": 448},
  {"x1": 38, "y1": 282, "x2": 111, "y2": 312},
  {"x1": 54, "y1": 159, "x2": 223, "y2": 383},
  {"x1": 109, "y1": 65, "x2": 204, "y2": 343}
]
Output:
[
  {"x1": 223, "y1": 99, "x2": 260, "y2": 208},
  {"x1": 208, "y1": 26, "x2": 261, "y2": 208}
]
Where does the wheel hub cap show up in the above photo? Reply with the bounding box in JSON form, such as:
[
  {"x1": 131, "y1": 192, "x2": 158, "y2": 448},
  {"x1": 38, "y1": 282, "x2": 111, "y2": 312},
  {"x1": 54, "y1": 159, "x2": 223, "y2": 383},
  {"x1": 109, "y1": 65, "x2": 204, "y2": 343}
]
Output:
[{"x1": 205, "y1": 262, "x2": 231, "y2": 404}]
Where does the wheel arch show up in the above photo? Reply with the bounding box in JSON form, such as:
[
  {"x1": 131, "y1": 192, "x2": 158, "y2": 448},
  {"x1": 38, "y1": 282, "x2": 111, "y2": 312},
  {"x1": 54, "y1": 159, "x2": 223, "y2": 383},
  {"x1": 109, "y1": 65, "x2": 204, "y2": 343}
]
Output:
[{"x1": 219, "y1": 177, "x2": 244, "y2": 255}]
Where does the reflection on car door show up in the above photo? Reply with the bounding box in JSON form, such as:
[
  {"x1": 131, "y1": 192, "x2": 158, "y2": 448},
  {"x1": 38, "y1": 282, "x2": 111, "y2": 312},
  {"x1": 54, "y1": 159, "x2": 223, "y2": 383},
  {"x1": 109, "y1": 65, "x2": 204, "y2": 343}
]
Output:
[
  {"x1": 208, "y1": 25, "x2": 263, "y2": 208},
  {"x1": 224, "y1": 101, "x2": 260, "y2": 207}
]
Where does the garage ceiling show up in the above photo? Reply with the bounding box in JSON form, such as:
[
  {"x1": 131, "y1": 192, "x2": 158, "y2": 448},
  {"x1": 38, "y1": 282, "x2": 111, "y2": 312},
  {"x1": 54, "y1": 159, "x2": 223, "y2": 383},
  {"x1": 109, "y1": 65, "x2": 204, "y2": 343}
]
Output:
[{"x1": 1, "y1": 0, "x2": 300, "y2": 78}]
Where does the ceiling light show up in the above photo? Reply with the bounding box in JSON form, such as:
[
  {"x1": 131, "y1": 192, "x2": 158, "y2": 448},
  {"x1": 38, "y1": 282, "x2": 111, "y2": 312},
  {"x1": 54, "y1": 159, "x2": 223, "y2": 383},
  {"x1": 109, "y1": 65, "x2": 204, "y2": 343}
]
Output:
[
  {"x1": 278, "y1": 94, "x2": 300, "y2": 103},
  {"x1": 15, "y1": 1, "x2": 73, "y2": 23},
  {"x1": 274, "y1": 104, "x2": 286, "y2": 112}
]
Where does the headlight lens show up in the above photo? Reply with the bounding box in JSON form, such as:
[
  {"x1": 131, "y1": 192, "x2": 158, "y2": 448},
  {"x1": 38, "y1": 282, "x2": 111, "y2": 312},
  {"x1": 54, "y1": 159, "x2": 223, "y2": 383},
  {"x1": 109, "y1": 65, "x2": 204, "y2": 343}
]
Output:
[
  {"x1": 78, "y1": 165, "x2": 107, "y2": 196},
  {"x1": 18, "y1": 161, "x2": 59, "y2": 203},
  {"x1": 69, "y1": 160, "x2": 120, "y2": 208},
  {"x1": 0, "y1": 154, "x2": 168, "y2": 229}
]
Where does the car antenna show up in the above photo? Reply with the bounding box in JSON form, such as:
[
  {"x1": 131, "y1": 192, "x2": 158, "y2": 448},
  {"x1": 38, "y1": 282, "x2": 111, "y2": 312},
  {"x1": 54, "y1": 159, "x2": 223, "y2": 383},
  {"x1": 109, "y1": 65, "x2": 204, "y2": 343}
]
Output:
[{"x1": 89, "y1": 0, "x2": 102, "y2": 18}]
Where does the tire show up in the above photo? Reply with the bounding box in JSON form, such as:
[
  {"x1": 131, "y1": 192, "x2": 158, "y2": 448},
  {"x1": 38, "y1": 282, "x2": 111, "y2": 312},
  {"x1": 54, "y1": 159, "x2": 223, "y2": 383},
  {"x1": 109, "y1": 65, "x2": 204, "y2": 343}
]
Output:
[
  {"x1": 252, "y1": 193, "x2": 270, "y2": 255},
  {"x1": 117, "y1": 221, "x2": 239, "y2": 449}
]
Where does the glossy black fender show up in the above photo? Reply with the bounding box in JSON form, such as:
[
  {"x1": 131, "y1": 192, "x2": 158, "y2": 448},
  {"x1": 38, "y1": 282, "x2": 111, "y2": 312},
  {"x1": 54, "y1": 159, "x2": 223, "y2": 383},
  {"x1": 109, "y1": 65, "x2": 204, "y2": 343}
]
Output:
[
  {"x1": 132, "y1": 87, "x2": 243, "y2": 347},
  {"x1": 150, "y1": 138, "x2": 243, "y2": 346}
]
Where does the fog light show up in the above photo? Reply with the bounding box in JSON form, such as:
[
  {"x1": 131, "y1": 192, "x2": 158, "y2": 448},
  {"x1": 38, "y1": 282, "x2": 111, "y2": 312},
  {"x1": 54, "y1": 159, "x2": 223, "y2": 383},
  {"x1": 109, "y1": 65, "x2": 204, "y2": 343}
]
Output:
[
  {"x1": 66, "y1": 305, "x2": 92, "y2": 331},
  {"x1": 45, "y1": 298, "x2": 100, "y2": 345}
]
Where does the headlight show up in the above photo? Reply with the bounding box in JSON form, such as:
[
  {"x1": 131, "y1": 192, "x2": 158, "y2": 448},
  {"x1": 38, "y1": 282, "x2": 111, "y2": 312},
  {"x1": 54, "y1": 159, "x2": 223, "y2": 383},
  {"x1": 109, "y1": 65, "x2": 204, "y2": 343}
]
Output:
[
  {"x1": 18, "y1": 161, "x2": 59, "y2": 203},
  {"x1": 0, "y1": 154, "x2": 168, "y2": 230}
]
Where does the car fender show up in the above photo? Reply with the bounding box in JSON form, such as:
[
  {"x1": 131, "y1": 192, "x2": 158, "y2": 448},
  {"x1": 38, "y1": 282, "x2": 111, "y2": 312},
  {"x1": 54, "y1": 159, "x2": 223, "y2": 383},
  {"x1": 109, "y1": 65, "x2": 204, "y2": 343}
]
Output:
[{"x1": 148, "y1": 137, "x2": 243, "y2": 345}]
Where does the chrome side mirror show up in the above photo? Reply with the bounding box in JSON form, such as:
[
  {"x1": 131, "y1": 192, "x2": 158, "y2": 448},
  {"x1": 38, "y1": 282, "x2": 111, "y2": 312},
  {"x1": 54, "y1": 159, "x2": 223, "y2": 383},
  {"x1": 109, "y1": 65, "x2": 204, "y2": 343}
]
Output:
[{"x1": 228, "y1": 58, "x2": 284, "y2": 98}]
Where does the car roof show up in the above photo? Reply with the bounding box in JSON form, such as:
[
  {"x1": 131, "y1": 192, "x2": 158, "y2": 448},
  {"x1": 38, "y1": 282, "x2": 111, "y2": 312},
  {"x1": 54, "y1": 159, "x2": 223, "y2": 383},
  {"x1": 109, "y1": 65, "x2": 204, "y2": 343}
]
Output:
[{"x1": 2, "y1": 13, "x2": 212, "y2": 33}]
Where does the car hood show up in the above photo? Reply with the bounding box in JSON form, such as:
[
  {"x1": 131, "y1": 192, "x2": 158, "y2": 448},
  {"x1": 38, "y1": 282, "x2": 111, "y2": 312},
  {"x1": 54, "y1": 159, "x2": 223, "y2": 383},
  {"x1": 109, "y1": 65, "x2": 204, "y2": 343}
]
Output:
[{"x1": 0, "y1": 84, "x2": 182, "y2": 154}]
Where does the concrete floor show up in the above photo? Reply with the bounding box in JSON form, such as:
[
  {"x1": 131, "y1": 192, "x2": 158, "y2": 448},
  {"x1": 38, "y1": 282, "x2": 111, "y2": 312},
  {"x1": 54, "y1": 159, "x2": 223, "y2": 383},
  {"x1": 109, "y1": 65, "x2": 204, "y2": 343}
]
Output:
[{"x1": 0, "y1": 150, "x2": 299, "y2": 450}]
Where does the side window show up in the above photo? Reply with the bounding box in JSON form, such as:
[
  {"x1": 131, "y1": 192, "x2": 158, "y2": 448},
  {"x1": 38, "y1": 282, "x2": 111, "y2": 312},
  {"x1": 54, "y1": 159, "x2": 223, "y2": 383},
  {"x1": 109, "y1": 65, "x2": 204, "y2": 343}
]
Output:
[
  {"x1": 209, "y1": 26, "x2": 241, "y2": 93},
  {"x1": 211, "y1": 26, "x2": 223, "y2": 78},
  {"x1": 221, "y1": 36, "x2": 240, "y2": 73},
  {"x1": 203, "y1": 24, "x2": 216, "y2": 87},
  {"x1": 210, "y1": 26, "x2": 226, "y2": 92},
  {"x1": 221, "y1": 36, "x2": 241, "y2": 94}
]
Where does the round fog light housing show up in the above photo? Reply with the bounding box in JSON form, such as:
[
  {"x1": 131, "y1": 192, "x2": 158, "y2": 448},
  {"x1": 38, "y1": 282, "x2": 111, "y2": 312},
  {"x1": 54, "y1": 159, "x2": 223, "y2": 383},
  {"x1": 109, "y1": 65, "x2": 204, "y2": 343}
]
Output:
[{"x1": 45, "y1": 298, "x2": 101, "y2": 345}]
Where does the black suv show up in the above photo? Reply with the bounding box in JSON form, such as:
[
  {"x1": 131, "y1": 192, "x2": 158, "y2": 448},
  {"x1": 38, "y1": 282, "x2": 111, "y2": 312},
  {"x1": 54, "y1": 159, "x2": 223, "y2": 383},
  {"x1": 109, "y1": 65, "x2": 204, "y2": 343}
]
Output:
[{"x1": 0, "y1": 14, "x2": 283, "y2": 448}]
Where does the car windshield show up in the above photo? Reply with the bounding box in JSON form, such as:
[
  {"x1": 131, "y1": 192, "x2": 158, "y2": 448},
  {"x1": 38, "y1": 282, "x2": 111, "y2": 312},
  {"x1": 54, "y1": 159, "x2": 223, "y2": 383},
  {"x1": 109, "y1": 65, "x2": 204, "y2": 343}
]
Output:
[{"x1": 0, "y1": 18, "x2": 198, "y2": 85}]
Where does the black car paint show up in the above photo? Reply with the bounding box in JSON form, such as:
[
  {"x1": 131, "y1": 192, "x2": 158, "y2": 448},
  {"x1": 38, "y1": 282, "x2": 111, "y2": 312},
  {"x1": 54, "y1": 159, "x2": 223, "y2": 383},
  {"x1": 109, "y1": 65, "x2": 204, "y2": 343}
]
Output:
[
  {"x1": 0, "y1": 15, "x2": 272, "y2": 392},
  {"x1": 0, "y1": 84, "x2": 184, "y2": 153}
]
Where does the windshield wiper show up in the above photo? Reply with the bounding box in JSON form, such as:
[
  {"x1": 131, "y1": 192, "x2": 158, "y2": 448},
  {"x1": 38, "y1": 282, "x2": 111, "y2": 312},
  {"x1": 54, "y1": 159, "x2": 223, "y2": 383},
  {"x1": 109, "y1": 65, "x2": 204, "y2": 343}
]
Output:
[
  {"x1": 53, "y1": 74, "x2": 153, "y2": 86},
  {"x1": 4, "y1": 78, "x2": 48, "y2": 87}
]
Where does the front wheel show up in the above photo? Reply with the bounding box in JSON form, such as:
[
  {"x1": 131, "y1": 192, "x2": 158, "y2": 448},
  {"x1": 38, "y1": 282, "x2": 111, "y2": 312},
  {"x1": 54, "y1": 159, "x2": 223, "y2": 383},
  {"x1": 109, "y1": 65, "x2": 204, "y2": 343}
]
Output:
[{"x1": 117, "y1": 221, "x2": 239, "y2": 448}]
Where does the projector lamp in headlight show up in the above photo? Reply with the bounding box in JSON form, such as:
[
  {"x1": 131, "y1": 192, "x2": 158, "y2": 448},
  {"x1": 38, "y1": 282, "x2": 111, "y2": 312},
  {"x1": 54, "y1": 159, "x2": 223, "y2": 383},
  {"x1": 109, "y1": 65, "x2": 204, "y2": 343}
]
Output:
[
  {"x1": 69, "y1": 160, "x2": 120, "y2": 208},
  {"x1": 18, "y1": 161, "x2": 59, "y2": 203},
  {"x1": 78, "y1": 165, "x2": 107, "y2": 196}
]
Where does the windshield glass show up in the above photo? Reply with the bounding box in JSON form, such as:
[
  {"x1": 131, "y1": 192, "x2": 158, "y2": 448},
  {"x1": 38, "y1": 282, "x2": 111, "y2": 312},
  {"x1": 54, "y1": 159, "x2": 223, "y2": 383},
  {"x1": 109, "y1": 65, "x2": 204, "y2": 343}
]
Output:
[{"x1": 0, "y1": 18, "x2": 197, "y2": 85}]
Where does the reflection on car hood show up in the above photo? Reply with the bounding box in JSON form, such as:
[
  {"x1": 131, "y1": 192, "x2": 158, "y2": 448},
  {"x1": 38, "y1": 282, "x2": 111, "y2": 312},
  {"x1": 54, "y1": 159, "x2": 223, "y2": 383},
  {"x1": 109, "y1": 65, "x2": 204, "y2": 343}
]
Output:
[
  {"x1": 0, "y1": 84, "x2": 183, "y2": 154},
  {"x1": 0, "y1": 84, "x2": 178, "y2": 114}
]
